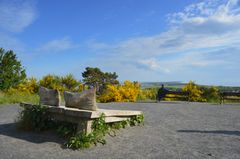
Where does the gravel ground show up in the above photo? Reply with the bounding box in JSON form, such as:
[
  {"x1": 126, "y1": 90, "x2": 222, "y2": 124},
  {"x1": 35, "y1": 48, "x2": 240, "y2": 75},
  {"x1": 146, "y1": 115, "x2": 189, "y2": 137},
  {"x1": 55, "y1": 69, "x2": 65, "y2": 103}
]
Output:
[{"x1": 0, "y1": 102, "x2": 240, "y2": 159}]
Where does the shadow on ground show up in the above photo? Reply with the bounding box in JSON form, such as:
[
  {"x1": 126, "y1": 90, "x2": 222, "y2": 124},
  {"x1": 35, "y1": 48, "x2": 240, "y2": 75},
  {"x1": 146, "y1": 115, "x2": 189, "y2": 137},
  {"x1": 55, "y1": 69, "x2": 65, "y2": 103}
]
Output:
[
  {"x1": 136, "y1": 100, "x2": 187, "y2": 104},
  {"x1": 177, "y1": 130, "x2": 240, "y2": 136},
  {"x1": 0, "y1": 122, "x2": 65, "y2": 144}
]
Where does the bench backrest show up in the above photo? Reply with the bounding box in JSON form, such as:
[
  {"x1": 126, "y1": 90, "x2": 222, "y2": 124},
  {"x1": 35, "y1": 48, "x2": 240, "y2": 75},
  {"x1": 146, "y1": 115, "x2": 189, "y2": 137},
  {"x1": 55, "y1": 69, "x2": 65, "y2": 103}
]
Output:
[{"x1": 220, "y1": 92, "x2": 240, "y2": 97}]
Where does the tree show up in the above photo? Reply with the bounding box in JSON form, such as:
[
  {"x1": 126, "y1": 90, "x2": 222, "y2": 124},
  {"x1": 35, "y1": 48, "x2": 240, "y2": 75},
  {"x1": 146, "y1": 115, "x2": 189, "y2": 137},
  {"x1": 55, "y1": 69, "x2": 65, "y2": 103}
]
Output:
[
  {"x1": 0, "y1": 48, "x2": 26, "y2": 90},
  {"x1": 82, "y1": 67, "x2": 119, "y2": 94}
]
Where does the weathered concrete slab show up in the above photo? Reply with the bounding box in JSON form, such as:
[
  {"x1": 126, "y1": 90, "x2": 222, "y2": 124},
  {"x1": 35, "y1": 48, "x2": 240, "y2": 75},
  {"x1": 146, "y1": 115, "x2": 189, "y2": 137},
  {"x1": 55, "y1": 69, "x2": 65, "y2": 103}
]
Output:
[
  {"x1": 104, "y1": 117, "x2": 130, "y2": 123},
  {"x1": 20, "y1": 103, "x2": 143, "y2": 119}
]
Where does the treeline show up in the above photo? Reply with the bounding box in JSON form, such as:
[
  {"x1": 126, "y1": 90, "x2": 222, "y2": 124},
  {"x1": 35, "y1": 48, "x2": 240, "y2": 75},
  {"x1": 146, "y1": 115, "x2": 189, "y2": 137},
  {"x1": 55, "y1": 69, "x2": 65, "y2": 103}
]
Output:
[{"x1": 0, "y1": 48, "x2": 140, "y2": 103}]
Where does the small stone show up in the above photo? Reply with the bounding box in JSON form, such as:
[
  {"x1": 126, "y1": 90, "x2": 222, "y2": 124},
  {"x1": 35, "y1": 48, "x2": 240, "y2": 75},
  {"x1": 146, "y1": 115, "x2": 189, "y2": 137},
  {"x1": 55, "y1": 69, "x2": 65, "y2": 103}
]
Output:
[
  {"x1": 64, "y1": 88, "x2": 98, "y2": 111},
  {"x1": 38, "y1": 86, "x2": 61, "y2": 106}
]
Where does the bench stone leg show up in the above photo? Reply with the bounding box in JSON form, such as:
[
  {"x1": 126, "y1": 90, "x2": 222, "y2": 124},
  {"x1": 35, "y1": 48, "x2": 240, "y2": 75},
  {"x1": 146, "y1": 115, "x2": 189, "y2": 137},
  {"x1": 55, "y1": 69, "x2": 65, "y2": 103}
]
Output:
[{"x1": 77, "y1": 120, "x2": 93, "y2": 134}]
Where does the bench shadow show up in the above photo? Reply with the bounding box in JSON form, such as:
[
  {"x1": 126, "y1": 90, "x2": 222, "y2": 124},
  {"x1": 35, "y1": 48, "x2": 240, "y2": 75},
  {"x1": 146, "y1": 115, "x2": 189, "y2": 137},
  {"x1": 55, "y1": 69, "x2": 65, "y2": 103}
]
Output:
[
  {"x1": 0, "y1": 122, "x2": 65, "y2": 144},
  {"x1": 177, "y1": 130, "x2": 240, "y2": 136}
]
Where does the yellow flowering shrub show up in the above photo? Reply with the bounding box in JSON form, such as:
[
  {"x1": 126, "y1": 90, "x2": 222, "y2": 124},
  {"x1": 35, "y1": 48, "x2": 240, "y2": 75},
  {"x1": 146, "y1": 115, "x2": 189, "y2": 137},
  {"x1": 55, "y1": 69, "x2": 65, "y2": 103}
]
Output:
[
  {"x1": 182, "y1": 81, "x2": 206, "y2": 102},
  {"x1": 99, "y1": 80, "x2": 140, "y2": 103},
  {"x1": 14, "y1": 78, "x2": 39, "y2": 94},
  {"x1": 39, "y1": 74, "x2": 64, "y2": 92},
  {"x1": 61, "y1": 74, "x2": 79, "y2": 91}
]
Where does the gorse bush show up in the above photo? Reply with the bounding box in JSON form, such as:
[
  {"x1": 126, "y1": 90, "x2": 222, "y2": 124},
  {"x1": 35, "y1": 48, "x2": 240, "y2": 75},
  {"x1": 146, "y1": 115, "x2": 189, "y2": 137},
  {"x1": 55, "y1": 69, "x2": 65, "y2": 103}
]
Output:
[
  {"x1": 99, "y1": 80, "x2": 140, "y2": 102},
  {"x1": 15, "y1": 78, "x2": 39, "y2": 94},
  {"x1": 182, "y1": 81, "x2": 206, "y2": 102},
  {"x1": 39, "y1": 74, "x2": 83, "y2": 93},
  {"x1": 40, "y1": 74, "x2": 63, "y2": 91},
  {"x1": 61, "y1": 74, "x2": 80, "y2": 91}
]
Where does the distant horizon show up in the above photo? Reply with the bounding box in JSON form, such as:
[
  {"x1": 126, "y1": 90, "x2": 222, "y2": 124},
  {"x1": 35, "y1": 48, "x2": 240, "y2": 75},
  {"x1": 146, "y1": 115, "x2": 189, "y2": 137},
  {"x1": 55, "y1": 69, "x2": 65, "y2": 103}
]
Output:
[
  {"x1": 1, "y1": 0, "x2": 240, "y2": 86},
  {"x1": 138, "y1": 81, "x2": 240, "y2": 87}
]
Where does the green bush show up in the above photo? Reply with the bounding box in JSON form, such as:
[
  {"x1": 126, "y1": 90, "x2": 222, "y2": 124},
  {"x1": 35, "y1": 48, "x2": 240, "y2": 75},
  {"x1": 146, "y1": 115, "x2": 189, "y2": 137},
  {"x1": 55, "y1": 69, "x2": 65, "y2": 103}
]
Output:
[
  {"x1": 137, "y1": 88, "x2": 157, "y2": 101},
  {"x1": 17, "y1": 105, "x2": 52, "y2": 131},
  {"x1": 200, "y1": 86, "x2": 220, "y2": 103}
]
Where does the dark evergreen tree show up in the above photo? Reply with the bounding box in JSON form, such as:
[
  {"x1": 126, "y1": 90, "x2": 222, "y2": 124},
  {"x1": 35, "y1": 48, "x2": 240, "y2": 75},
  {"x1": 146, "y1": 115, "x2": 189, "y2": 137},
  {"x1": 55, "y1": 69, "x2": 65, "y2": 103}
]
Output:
[{"x1": 82, "y1": 67, "x2": 119, "y2": 94}]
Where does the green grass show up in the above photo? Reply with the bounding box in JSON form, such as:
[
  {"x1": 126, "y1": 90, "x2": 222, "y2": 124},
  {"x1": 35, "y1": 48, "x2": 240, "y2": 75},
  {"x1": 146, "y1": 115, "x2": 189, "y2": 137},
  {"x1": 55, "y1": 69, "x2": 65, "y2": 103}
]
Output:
[{"x1": 0, "y1": 91, "x2": 39, "y2": 105}]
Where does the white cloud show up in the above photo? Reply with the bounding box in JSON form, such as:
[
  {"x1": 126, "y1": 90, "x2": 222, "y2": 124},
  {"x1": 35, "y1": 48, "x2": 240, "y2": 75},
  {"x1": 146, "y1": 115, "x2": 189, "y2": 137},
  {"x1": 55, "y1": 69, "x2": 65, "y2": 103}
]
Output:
[
  {"x1": 88, "y1": 0, "x2": 240, "y2": 76},
  {"x1": 0, "y1": 0, "x2": 37, "y2": 32},
  {"x1": 37, "y1": 37, "x2": 80, "y2": 53}
]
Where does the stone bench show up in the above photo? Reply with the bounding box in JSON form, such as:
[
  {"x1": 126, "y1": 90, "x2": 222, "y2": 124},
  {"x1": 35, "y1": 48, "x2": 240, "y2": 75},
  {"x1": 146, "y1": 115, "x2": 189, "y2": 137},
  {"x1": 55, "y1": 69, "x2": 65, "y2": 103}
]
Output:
[{"x1": 20, "y1": 103, "x2": 143, "y2": 134}]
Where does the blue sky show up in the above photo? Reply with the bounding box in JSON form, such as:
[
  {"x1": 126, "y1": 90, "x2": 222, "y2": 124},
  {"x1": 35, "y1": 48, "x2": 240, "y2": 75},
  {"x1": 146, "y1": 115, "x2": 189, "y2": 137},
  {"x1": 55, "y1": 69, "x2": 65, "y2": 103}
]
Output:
[{"x1": 0, "y1": 0, "x2": 240, "y2": 86}]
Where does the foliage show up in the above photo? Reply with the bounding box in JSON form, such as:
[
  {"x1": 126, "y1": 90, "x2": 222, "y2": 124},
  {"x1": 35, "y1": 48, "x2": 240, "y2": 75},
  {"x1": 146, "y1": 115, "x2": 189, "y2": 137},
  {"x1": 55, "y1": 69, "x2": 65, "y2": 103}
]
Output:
[
  {"x1": 99, "y1": 80, "x2": 140, "y2": 103},
  {"x1": 61, "y1": 74, "x2": 80, "y2": 91},
  {"x1": 82, "y1": 67, "x2": 119, "y2": 94},
  {"x1": 66, "y1": 132, "x2": 95, "y2": 149},
  {"x1": 66, "y1": 114, "x2": 109, "y2": 149},
  {"x1": 40, "y1": 74, "x2": 83, "y2": 93},
  {"x1": 182, "y1": 81, "x2": 206, "y2": 102},
  {"x1": 129, "y1": 114, "x2": 144, "y2": 126},
  {"x1": 56, "y1": 122, "x2": 77, "y2": 138},
  {"x1": 0, "y1": 48, "x2": 26, "y2": 90},
  {"x1": 39, "y1": 74, "x2": 63, "y2": 91},
  {"x1": 15, "y1": 77, "x2": 39, "y2": 94},
  {"x1": 18, "y1": 105, "x2": 52, "y2": 131},
  {"x1": 201, "y1": 86, "x2": 220, "y2": 103},
  {"x1": 0, "y1": 90, "x2": 39, "y2": 105},
  {"x1": 66, "y1": 113, "x2": 144, "y2": 149},
  {"x1": 137, "y1": 88, "x2": 157, "y2": 101}
]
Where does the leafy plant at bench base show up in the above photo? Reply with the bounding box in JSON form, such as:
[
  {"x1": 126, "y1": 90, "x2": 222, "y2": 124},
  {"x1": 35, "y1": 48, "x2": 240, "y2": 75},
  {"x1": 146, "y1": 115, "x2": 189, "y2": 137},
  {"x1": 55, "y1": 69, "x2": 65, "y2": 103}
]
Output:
[
  {"x1": 66, "y1": 113, "x2": 144, "y2": 149},
  {"x1": 18, "y1": 105, "x2": 52, "y2": 131},
  {"x1": 56, "y1": 122, "x2": 77, "y2": 138},
  {"x1": 66, "y1": 113, "x2": 109, "y2": 149},
  {"x1": 129, "y1": 114, "x2": 144, "y2": 126}
]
